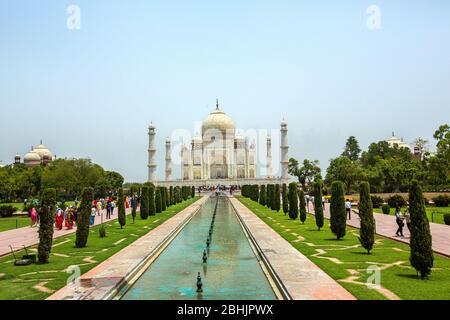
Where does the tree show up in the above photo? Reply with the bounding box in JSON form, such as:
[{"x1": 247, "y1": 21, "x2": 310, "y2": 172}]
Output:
[
  {"x1": 37, "y1": 188, "x2": 56, "y2": 263},
  {"x1": 314, "y1": 180, "x2": 324, "y2": 231},
  {"x1": 75, "y1": 187, "x2": 93, "y2": 248},
  {"x1": 169, "y1": 186, "x2": 174, "y2": 205},
  {"x1": 288, "y1": 158, "x2": 321, "y2": 191},
  {"x1": 149, "y1": 184, "x2": 156, "y2": 216},
  {"x1": 259, "y1": 185, "x2": 267, "y2": 206},
  {"x1": 342, "y1": 136, "x2": 361, "y2": 161},
  {"x1": 140, "y1": 186, "x2": 149, "y2": 220},
  {"x1": 298, "y1": 189, "x2": 307, "y2": 224},
  {"x1": 282, "y1": 184, "x2": 289, "y2": 215},
  {"x1": 409, "y1": 180, "x2": 434, "y2": 279},
  {"x1": 358, "y1": 182, "x2": 375, "y2": 253},
  {"x1": 191, "y1": 186, "x2": 195, "y2": 198},
  {"x1": 330, "y1": 181, "x2": 347, "y2": 240},
  {"x1": 160, "y1": 187, "x2": 167, "y2": 212},
  {"x1": 274, "y1": 184, "x2": 281, "y2": 212},
  {"x1": 325, "y1": 156, "x2": 363, "y2": 193},
  {"x1": 118, "y1": 188, "x2": 126, "y2": 229},
  {"x1": 288, "y1": 182, "x2": 298, "y2": 220},
  {"x1": 266, "y1": 184, "x2": 272, "y2": 209},
  {"x1": 155, "y1": 188, "x2": 162, "y2": 213}
]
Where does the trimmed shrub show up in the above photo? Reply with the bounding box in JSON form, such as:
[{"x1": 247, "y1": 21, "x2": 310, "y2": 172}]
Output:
[
  {"x1": 155, "y1": 188, "x2": 162, "y2": 213},
  {"x1": 140, "y1": 186, "x2": 149, "y2": 220},
  {"x1": 444, "y1": 214, "x2": 450, "y2": 226},
  {"x1": 169, "y1": 186, "x2": 174, "y2": 205},
  {"x1": 298, "y1": 189, "x2": 307, "y2": 224},
  {"x1": 432, "y1": 195, "x2": 450, "y2": 207},
  {"x1": 387, "y1": 194, "x2": 407, "y2": 208},
  {"x1": 288, "y1": 182, "x2": 298, "y2": 220},
  {"x1": 382, "y1": 204, "x2": 390, "y2": 215},
  {"x1": 160, "y1": 187, "x2": 167, "y2": 212},
  {"x1": 409, "y1": 180, "x2": 434, "y2": 279},
  {"x1": 330, "y1": 181, "x2": 347, "y2": 240},
  {"x1": 149, "y1": 184, "x2": 156, "y2": 216},
  {"x1": 282, "y1": 184, "x2": 289, "y2": 215},
  {"x1": 75, "y1": 187, "x2": 93, "y2": 248},
  {"x1": 99, "y1": 225, "x2": 107, "y2": 238},
  {"x1": 191, "y1": 186, "x2": 195, "y2": 198},
  {"x1": 274, "y1": 184, "x2": 281, "y2": 212},
  {"x1": 259, "y1": 185, "x2": 266, "y2": 206},
  {"x1": 0, "y1": 205, "x2": 16, "y2": 218},
  {"x1": 371, "y1": 195, "x2": 384, "y2": 209},
  {"x1": 359, "y1": 182, "x2": 375, "y2": 253},
  {"x1": 37, "y1": 188, "x2": 56, "y2": 263},
  {"x1": 314, "y1": 180, "x2": 324, "y2": 231},
  {"x1": 118, "y1": 188, "x2": 126, "y2": 229},
  {"x1": 251, "y1": 185, "x2": 259, "y2": 202}
]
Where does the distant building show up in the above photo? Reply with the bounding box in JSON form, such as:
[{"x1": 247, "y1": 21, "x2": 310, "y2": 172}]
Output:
[
  {"x1": 386, "y1": 132, "x2": 411, "y2": 151},
  {"x1": 16, "y1": 141, "x2": 56, "y2": 168}
]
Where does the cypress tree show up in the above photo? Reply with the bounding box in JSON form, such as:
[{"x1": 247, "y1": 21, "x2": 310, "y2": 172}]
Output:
[
  {"x1": 191, "y1": 186, "x2": 195, "y2": 198},
  {"x1": 274, "y1": 184, "x2": 281, "y2": 212},
  {"x1": 288, "y1": 182, "x2": 299, "y2": 220},
  {"x1": 259, "y1": 185, "x2": 267, "y2": 206},
  {"x1": 299, "y1": 189, "x2": 307, "y2": 224},
  {"x1": 130, "y1": 187, "x2": 137, "y2": 223},
  {"x1": 149, "y1": 184, "x2": 156, "y2": 216},
  {"x1": 118, "y1": 188, "x2": 126, "y2": 229},
  {"x1": 330, "y1": 181, "x2": 346, "y2": 240},
  {"x1": 282, "y1": 184, "x2": 289, "y2": 215},
  {"x1": 358, "y1": 181, "x2": 375, "y2": 253},
  {"x1": 314, "y1": 180, "x2": 324, "y2": 231},
  {"x1": 165, "y1": 188, "x2": 170, "y2": 207},
  {"x1": 163, "y1": 187, "x2": 167, "y2": 212},
  {"x1": 169, "y1": 186, "x2": 174, "y2": 205},
  {"x1": 75, "y1": 187, "x2": 93, "y2": 248},
  {"x1": 155, "y1": 188, "x2": 162, "y2": 213},
  {"x1": 266, "y1": 184, "x2": 272, "y2": 209},
  {"x1": 409, "y1": 180, "x2": 434, "y2": 279},
  {"x1": 37, "y1": 188, "x2": 56, "y2": 264},
  {"x1": 140, "y1": 186, "x2": 149, "y2": 220}
]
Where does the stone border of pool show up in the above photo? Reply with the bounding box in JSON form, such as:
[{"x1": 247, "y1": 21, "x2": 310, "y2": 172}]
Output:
[
  {"x1": 229, "y1": 196, "x2": 356, "y2": 300},
  {"x1": 47, "y1": 196, "x2": 209, "y2": 300}
]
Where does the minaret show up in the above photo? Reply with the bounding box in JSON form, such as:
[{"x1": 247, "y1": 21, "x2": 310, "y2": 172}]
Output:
[
  {"x1": 280, "y1": 119, "x2": 289, "y2": 179},
  {"x1": 148, "y1": 123, "x2": 157, "y2": 182},
  {"x1": 165, "y1": 137, "x2": 172, "y2": 181},
  {"x1": 266, "y1": 136, "x2": 272, "y2": 178}
]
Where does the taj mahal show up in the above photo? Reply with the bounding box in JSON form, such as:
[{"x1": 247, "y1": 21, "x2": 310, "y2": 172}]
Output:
[{"x1": 148, "y1": 100, "x2": 291, "y2": 187}]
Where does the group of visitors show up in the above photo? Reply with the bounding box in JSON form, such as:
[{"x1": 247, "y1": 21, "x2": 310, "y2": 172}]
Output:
[{"x1": 55, "y1": 206, "x2": 78, "y2": 230}]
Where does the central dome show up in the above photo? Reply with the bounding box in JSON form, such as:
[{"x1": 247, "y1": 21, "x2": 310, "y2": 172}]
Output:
[{"x1": 201, "y1": 100, "x2": 235, "y2": 137}]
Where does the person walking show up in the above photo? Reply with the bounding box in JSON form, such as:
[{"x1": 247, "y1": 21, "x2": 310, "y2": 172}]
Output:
[
  {"x1": 106, "y1": 200, "x2": 112, "y2": 220},
  {"x1": 30, "y1": 207, "x2": 38, "y2": 228},
  {"x1": 395, "y1": 207, "x2": 404, "y2": 237},
  {"x1": 306, "y1": 194, "x2": 310, "y2": 211},
  {"x1": 345, "y1": 199, "x2": 352, "y2": 220},
  {"x1": 404, "y1": 208, "x2": 411, "y2": 234},
  {"x1": 90, "y1": 206, "x2": 96, "y2": 226}
]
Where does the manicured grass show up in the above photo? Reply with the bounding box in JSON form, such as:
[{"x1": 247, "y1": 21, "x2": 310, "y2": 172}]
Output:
[
  {"x1": 0, "y1": 203, "x2": 25, "y2": 210},
  {"x1": 0, "y1": 216, "x2": 31, "y2": 232},
  {"x1": 0, "y1": 197, "x2": 200, "y2": 300},
  {"x1": 237, "y1": 196, "x2": 450, "y2": 300},
  {"x1": 373, "y1": 206, "x2": 449, "y2": 225}
]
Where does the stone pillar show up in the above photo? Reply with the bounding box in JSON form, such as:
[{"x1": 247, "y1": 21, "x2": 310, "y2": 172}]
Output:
[
  {"x1": 266, "y1": 136, "x2": 272, "y2": 178},
  {"x1": 280, "y1": 120, "x2": 289, "y2": 179},
  {"x1": 148, "y1": 123, "x2": 157, "y2": 182},
  {"x1": 165, "y1": 138, "x2": 172, "y2": 181}
]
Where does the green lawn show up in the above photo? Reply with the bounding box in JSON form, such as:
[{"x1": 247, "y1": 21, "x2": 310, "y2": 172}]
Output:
[
  {"x1": 0, "y1": 197, "x2": 199, "y2": 300},
  {"x1": 237, "y1": 196, "x2": 450, "y2": 300},
  {"x1": 373, "y1": 206, "x2": 449, "y2": 225},
  {"x1": 0, "y1": 216, "x2": 31, "y2": 232}
]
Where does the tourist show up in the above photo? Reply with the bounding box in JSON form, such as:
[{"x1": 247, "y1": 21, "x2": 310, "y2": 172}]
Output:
[
  {"x1": 63, "y1": 206, "x2": 69, "y2": 223},
  {"x1": 395, "y1": 207, "x2": 404, "y2": 237},
  {"x1": 322, "y1": 196, "x2": 326, "y2": 210},
  {"x1": 306, "y1": 194, "x2": 310, "y2": 211},
  {"x1": 30, "y1": 207, "x2": 38, "y2": 228},
  {"x1": 130, "y1": 195, "x2": 134, "y2": 210},
  {"x1": 55, "y1": 208, "x2": 64, "y2": 230},
  {"x1": 106, "y1": 200, "x2": 112, "y2": 220},
  {"x1": 310, "y1": 195, "x2": 315, "y2": 210},
  {"x1": 73, "y1": 207, "x2": 78, "y2": 225},
  {"x1": 96, "y1": 200, "x2": 102, "y2": 216},
  {"x1": 90, "y1": 206, "x2": 96, "y2": 225},
  {"x1": 404, "y1": 208, "x2": 411, "y2": 234},
  {"x1": 345, "y1": 199, "x2": 352, "y2": 220},
  {"x1": 125, "y1": 196, "x2": 130, "y2": 209},
  {"x1": 65, "y1": 207, "x2": 74, "y2": 230}
]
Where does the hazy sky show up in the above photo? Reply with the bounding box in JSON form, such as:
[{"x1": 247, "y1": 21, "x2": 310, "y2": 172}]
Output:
[{"x1": 1, "y1": 0, "x2": 449, "y2": 182}]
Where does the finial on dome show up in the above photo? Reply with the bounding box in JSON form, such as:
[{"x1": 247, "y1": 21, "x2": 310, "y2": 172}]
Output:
[
  {"x1": 40, "y1": 139, "x2": 43, "y2": 144},
  {"x1": 216, "y1": 98, "x2": 219, "y2": 110}
]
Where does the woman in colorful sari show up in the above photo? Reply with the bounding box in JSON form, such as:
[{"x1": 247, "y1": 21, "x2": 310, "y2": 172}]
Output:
[
  {"x1": 55, "y1": 208, "x2": 64, "y2": 230},
  {"x1": 65, "y1": 207, "x2": 74, "y2": 230},
  {"x1": 125, "y1": 196, "x2": 130, "y2": 209},
  {"x1": 30, "y1": 207, "x2": 38, "y2": 227}
]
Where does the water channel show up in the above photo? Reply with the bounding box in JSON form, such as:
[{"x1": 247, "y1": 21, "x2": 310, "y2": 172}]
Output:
[{"x1": 121, "y1": 196, "x2": 277, "y2": 300}]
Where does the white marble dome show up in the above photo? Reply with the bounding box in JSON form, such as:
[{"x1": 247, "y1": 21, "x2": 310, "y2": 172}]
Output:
[{"x1": 202, "y1": 102, "x2": 235, "y2": 138}]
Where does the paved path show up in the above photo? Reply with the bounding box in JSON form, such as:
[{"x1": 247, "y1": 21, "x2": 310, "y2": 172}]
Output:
[
  {"x1": 0, "y1": 207, "x2": 133, "y2": 257},
  {"x1": 48, "y1": 196, "x2": 208, "y2": 300},
  {"x1": 230, "y1": 197, "x2": 355, "y2": 300},
  {"x1": 309, "y1": 203, "x2": 450, "y2": 258}
]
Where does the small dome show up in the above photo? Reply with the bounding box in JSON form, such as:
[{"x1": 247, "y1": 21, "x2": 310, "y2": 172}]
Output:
[
  {"x1": 24, "y1": 150, "x2": 41, "y2": 162},
  {"x1": 202, "y1": 103, "x2": 235, "y2": 137},
  {"x1": 34, "y1": 143, "x2": 53, "y2": 159},
  {"x1": 15, "y1": 153, "x2": 21, "y2": 159}
]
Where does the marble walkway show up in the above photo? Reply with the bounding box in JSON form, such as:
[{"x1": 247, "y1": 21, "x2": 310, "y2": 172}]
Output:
[
  {"x1": 0, "y1": 207, "x2": 133, "y2": 257},
  {"x1": 311, "y1": 203, "x2": 450, "y2": 258},
  {"x1": 229, "y1": 197, "x2": 355, "y2": 300}
]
